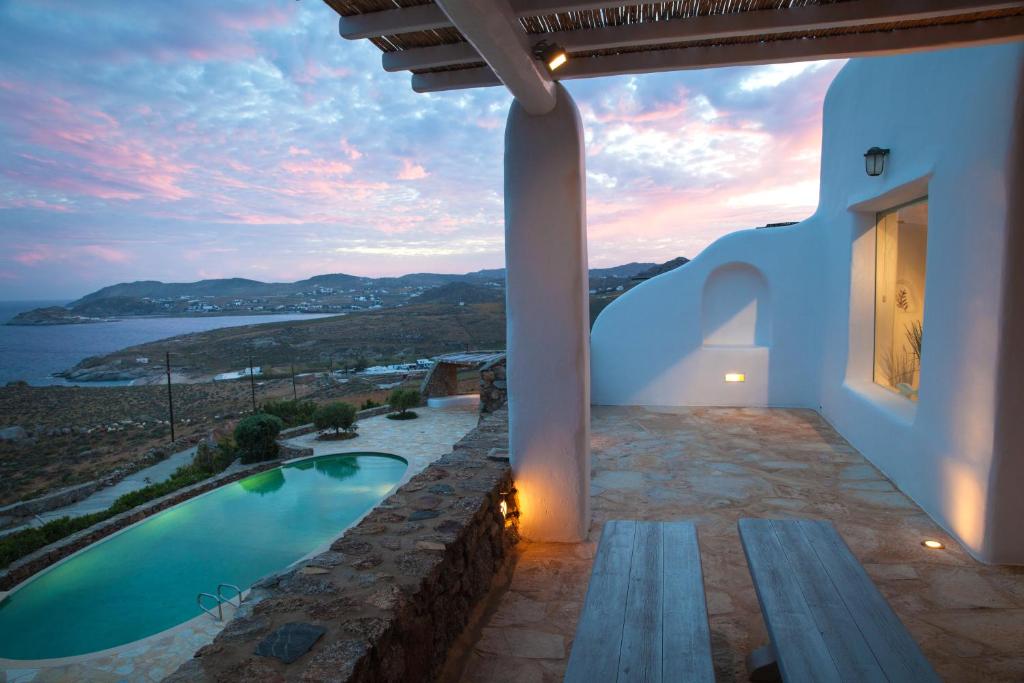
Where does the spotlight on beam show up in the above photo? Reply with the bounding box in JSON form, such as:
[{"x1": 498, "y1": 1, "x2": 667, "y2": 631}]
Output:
[{"x1": 533, "y1": 40, "x2": 567, "y2": 72}]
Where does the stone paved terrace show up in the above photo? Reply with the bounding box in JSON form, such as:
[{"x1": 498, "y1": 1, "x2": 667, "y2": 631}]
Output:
[{"x1": 445, "y1": 406, "x2": 1024, "y2": 683}]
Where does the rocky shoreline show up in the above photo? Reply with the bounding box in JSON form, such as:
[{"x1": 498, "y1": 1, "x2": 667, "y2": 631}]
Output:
[{"x1": 5, "y1": 306, "x2": 110, "y2": 326}]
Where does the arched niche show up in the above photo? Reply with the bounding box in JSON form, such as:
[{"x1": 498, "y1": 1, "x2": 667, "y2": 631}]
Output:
[{"x1": 701, "y1": 262, "x2": 772, "y2": 347}]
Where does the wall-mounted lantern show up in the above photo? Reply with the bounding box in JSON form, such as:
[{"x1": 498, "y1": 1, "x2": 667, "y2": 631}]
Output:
[
  {"x1": 533, "y1": 40, "x2": 568, "y2": 72},
  {"x1": 864, "y1": 147, "x2": 890, "y2": 177}
]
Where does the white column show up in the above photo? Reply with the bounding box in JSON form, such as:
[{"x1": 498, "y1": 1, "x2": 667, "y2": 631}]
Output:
[{"x1": 504, "y1": 83, "x2": 590, "y2": 542}]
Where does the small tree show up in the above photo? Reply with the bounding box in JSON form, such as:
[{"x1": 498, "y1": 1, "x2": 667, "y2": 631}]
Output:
[
  {"x1": 234, "y1": 414, "x2": 285, "y2": 463},
  {"x1": 314, "y1": 402, "x2": 358, "y2": 436},
  {"x1": 388, "y1": 389, "x2": 420, "y2": 419}
]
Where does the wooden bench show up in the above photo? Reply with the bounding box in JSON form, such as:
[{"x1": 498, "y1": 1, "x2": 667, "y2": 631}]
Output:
[
  {"x1": 565, "y1": 520, "x2": 714, "y2": 683},
  {"x1": 738, "y1": 518, "x2": 941, "y2": 683}
]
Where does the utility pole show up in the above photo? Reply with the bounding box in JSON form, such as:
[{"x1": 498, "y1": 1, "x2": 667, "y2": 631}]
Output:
[
  {"x1": 291, "y1": 361, "x2": 297, "y2": 400},
  {"x1": 165, "y1": 352, "x2": 175, "y2": 443},
  {"x1": 249, "y1": 355, "x2": 257, "y2": 413}
]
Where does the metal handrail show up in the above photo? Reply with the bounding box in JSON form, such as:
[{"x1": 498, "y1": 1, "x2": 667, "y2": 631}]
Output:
[
  {"x1": 197, "y1": 592, "x2": 223, "y2": 621},
  {"x1": 217, "y1": 583, "x2": 243, "y2": 608}
]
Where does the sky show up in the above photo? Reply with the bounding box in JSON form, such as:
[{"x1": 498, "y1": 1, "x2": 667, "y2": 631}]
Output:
[{"x1": 0, "y1": 0, "x2": 844, "y2": 300}]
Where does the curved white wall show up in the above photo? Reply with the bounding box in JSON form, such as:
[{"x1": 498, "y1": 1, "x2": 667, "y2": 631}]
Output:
[{"x1": 591, "y1": 43, "x2": 1024, "y2": 564}]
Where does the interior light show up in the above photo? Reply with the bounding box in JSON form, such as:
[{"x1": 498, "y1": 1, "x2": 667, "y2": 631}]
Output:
[
  {"x1": 499, "y1": 499, "x2": 508, "y2": 519},
  {"x1": 725, "y1": 373, "x2": 746, "y2": 383},
  {"x1": 533, "y1": 40, "x2": 568, "y2": 72},
  {"x1": 922, "y1": 539, "x2": 945, "y2": 550},
  {"x1": 864, "y1": 146, "x2": 890, "y2": 177}
]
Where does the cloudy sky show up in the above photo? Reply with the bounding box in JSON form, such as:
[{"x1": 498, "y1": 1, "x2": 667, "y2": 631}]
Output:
[{"x1": 0, "y1": 0, "x2": 843, "y2": 300}]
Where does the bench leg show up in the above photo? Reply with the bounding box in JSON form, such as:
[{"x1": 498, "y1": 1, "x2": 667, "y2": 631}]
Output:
[{"x1": 746, "y1": 644, "x2": 780, "y2": 682}]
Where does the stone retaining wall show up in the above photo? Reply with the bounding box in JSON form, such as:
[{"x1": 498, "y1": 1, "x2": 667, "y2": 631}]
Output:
[
  {"x1": 0, "y1": 434, "x2": 204, "y2": 530},
  {"x1": 278, "y1": 404, "x2": 394, "y2": 440},
  {"x1": 421, "y1": 362, "x2": 460, "y2": 398},
  {"x1": 168, "y1": 408, "x2": 515, "y2": 683},
  {"x1": 479, "y1": 357, "x2": 507, "y2": 415}
]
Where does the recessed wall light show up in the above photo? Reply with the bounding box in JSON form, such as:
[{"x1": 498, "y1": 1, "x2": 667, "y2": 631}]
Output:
[
  {"x1": 725, "y1": 373, "x2": 746, "y2": 383},
  {"x1": 921, "y1": 539, "x2": 945, "y2": 550}
]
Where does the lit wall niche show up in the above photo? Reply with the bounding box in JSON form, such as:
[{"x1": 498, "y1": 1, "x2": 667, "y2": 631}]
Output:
[{"x1": 873, "y1": 198, "x2": 928, "y2": 400}]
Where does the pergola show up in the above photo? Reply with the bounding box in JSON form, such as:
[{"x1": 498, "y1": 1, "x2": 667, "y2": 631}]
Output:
[{"x1": 321, "y1": 0, "x2": 1024, "y2": 542}]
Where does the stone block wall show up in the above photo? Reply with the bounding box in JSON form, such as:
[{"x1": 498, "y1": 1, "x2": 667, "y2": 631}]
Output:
[
  {"x1": 278, "y1": 405, "x2": 393, "y2": 441},
  {"x1": 168, "y1": 409, "x2": 515, "y2": 683},
  {"x1": 420, "y1": 362, "x2": 460, "y2": 399},
  {"x1": 479, "y1": 357, "x2": 507, "y2": 415},
  {"x1": 0, "y1": 434, "x2": 204, "y2": 531}
]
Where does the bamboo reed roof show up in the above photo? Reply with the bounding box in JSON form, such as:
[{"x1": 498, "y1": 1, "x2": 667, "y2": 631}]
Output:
[{"x1": 322, "y1": 1, "x2": 1024, "y2": 87}]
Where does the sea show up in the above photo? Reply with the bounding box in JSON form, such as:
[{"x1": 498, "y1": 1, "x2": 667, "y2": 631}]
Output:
[{"x1": 0, "y1": 301, "x2": 331, "y2": 387}]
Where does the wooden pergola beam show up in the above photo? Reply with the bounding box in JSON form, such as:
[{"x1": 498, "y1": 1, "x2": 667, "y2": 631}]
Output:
[
  {"x1": 383, "y1": 42, "x2": 479, "y2": 73},
  {"x1": 412, "y1": 14, "x2": 1024, "y2": 92},
  {"x1": 338, "y1": 4, "x2": 448, "y2": 40},
  {"x1": 340, "y1": 0, "x2": 634, "y2": 39},
  {"x1": 342, "y1": 0, "x2": 1024, "y2": 42},
  {"x1": 378, "y1": 0, "x2": 1024, "y2": 73},
  {"x1": 434, "y1": 0, "x2": 556, "y2": 114}
]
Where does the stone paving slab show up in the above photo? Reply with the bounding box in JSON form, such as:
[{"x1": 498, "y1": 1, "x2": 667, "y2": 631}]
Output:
[{"x1": 448, "y1": 406, "x2": 1024, "y2": 683}]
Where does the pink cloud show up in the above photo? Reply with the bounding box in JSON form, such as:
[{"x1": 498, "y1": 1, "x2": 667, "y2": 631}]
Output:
[
  {"x1": 284, "y1": 159, "x2": 353, "y2": 176},
  {"x1": 9, "y1": 243, "x2": 133, "y2": 267},
  {"x1": 80, "y1": 244, "x2": 131, "y2": 263},
  {"x1": 397, "y1": 159, "x2": 428, "y2": 180},
  {"x1": 13, "y1": 248, "x2": 53, "y2": 266},
  {"x1": 339, "y1": 138, "x2": 363, "y2": 160},
  {"x1": 2, "y1": 85, "x2": 192, "y2": 201}
]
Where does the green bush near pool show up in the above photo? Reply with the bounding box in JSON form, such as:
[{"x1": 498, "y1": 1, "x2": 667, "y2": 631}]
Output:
[{"x1": 234, "y1": 414, "x2": 285, "y2": 463}]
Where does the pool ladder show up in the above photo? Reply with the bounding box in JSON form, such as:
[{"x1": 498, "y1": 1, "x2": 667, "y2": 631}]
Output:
[{"x1": 197, "y1": 583, "x2": 243, "y2": 621}]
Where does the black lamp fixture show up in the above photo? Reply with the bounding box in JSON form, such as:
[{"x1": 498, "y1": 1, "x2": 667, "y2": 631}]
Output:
[
  {"x1": 532, "y1": 40, "x2": 568, "y2": 71},
  {"x1": 864, "y1": 146, "x2": 890, "y2": 176}
]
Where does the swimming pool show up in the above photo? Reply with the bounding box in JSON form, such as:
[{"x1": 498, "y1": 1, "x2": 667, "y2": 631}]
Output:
[{"x1": 0, "y1": 453, "x2": 407, "y2": 661}]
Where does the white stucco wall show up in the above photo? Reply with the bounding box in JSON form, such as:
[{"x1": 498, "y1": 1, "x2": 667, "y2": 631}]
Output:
[{"x1": 591, "y1": 43, "x2": 1024, "y2": 563}]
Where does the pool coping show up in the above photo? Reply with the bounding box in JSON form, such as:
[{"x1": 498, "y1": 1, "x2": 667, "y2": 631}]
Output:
[{"x1": 0, "y1": 451, "x2": 411, "y2": 668}]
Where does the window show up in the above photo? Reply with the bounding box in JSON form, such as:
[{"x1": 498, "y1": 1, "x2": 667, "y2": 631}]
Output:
[{"x1": 873, "y1": 198, "x2": 928, "y2": 400}]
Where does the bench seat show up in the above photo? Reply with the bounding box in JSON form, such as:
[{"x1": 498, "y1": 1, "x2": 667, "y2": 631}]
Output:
[
  {"x1": 739, "y1": 518, "x2": 940, "y2": 683},
  {"x1": 565, "y1": 520, "x2": 714, "y2": 683}
]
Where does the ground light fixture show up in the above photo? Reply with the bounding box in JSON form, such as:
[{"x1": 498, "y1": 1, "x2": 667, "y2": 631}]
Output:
[
  {"x1": 864, "y1": 146, "x2": 890, "y2": 176},
  {"x1": 921, "y1": 539, "x2": 945, "y2": 550},
  {"x1": 725, "y1": 373, "x2": 746, "y2": 383},
  {"x1": 499, "y1": 487, "x2": 519, "y2": 524},
  {"x1": 533, "y1": 40, "x2": 568, "y2": 71}
]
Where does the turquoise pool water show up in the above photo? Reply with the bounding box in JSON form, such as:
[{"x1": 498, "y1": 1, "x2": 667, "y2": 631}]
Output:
[{"x1": 0, "y1": 453, "x2": 407, "y2": 660}]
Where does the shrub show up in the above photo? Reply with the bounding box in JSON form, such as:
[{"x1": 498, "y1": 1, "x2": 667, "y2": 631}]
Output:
[
  {"x1": 261, "y1": 399, "x2": 317, "y2": 428},
  {"x1": 360, "y1": 398, "x2": 381, "y2": 410},
  {"x1": 193, "y1": 438, "x2": 237, "y2": 474},
  {"x1": 314, "y1": 402, "x2": 358, "y2": 435},
  {"x1": 387, "y1": 389, "x2": 420, "y2": 419},
  {"x1": 234, "y1": 413, "x2": 285, "y2": 463},
  {"x1": 107, "y1": 464, "x2": 210, "y2": 515}
]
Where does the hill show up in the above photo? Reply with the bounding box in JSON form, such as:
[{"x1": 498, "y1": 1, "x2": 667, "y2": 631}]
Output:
[
  {"x1": 8, "y1": 259, "x2": 670, "y2": 324},
  {"x1": 64, "y1": 301, "x2": 507, "y2": 381}
]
